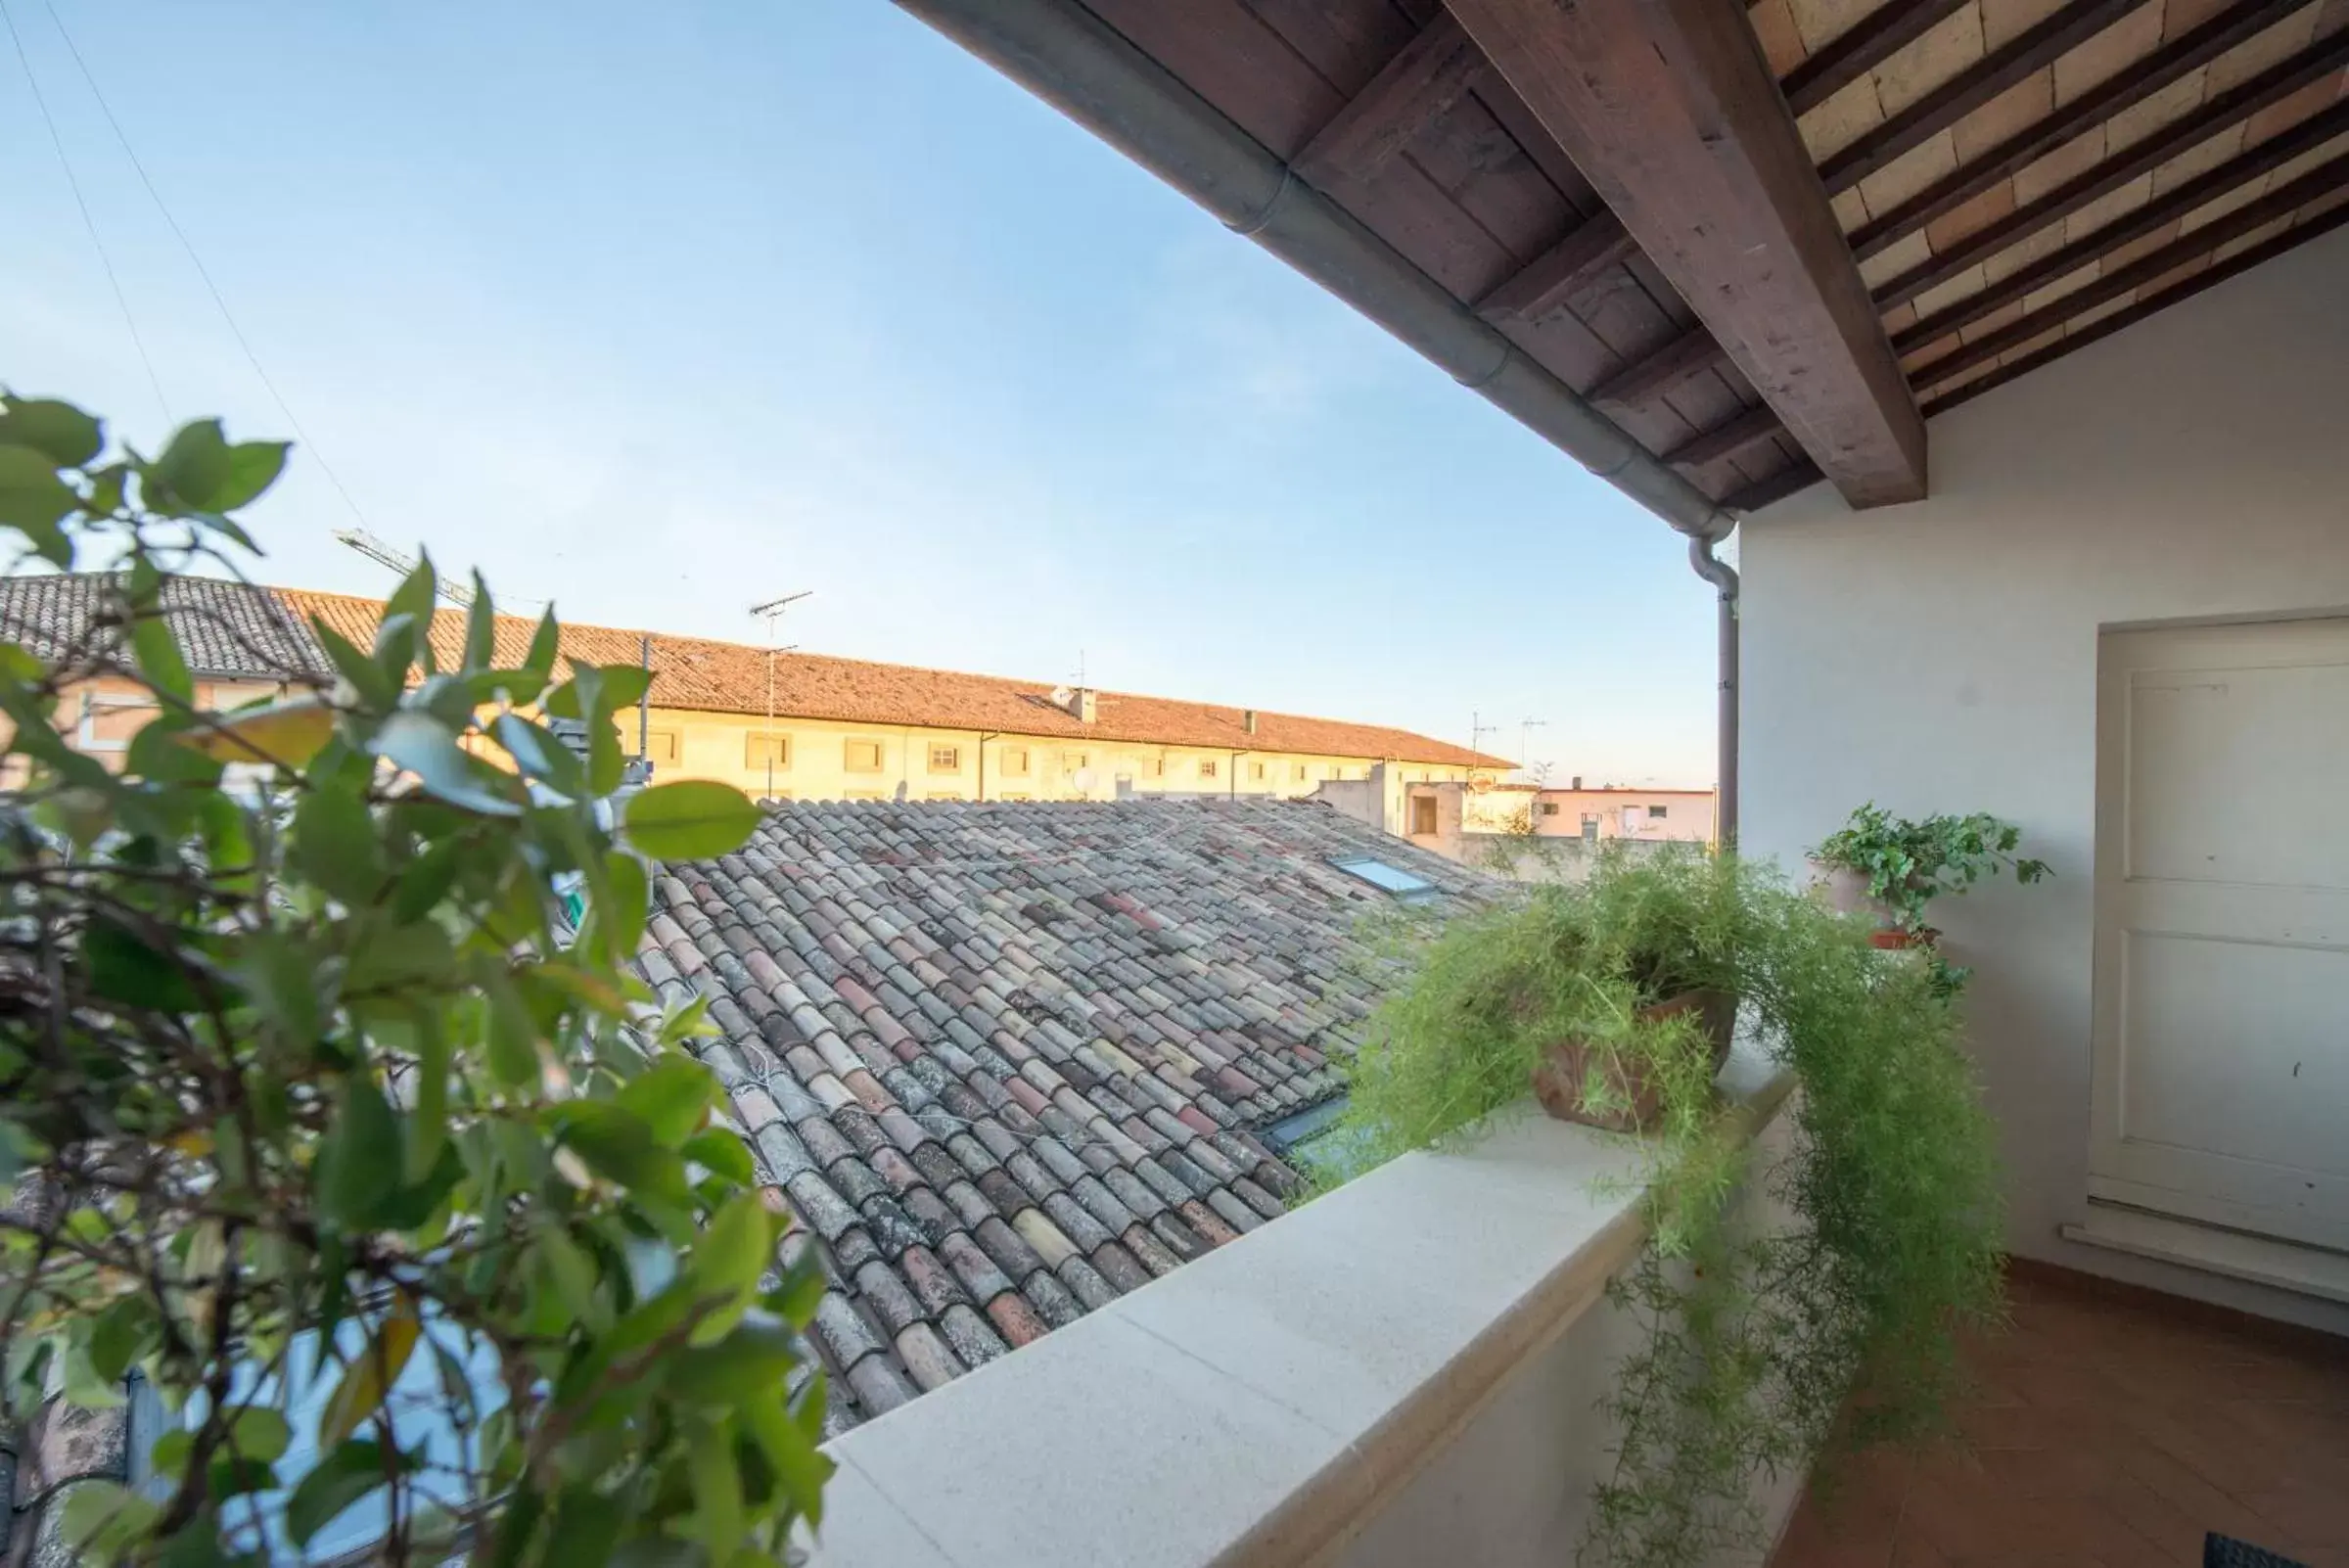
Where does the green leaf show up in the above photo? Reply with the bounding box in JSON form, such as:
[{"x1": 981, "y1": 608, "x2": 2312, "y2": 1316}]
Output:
[
  {"x1": 405, "y1": 1011, "x2": 449, "y2": 1183},
  {"x1": 128, "y1": 612, "x2": 193, "y2": 704},
  {"x1": 682, "y1": 1128, "x2": 754, "y2": 1185},
  {"x1": 180, "y1": 696, "x2": 337, "y2": 767},
  {"x1": 463, "y1": 573, "x2": 495, "y2": 669},
  {"x1": 685, "y1": 1193, "x2": 773, "y2": 1301},
  {"x1": 384, "y1": 554, "x2": 438, "y2": 669},
  {"x1": 0, "y1": 396, "x2": 103, "y2": 466},
  {"x1": 392, "y1": 837, "x2": 466, "y2": 923},
  {"x1": 664, "y1": 1320, "x2": 803, "y2": 1405},
  {"x1": 525, "y1": 604, "x2": 561, "y2": 678},
  {"x1": 227, "y1": 1406, "x2": 292, "y2": 1463},
  {"x1": 61, "y1": 1480, "x2": 156, "y2": 1554},
  {"x1": 599, "y1": 850, "x2": 650, "y2": 965},
  {"x1": 144, "y1": 418, "x2": 231, "y2": 511},
  {"x1": 623, "y1": 781, "x2": 761, "y2": 860},
  {"x1": 208, "y1": 440, "x2": 290, "y2": 511},
  {"x1": 284, "y1": 1438, "x2": 401, "y2": 1547},
  {"x1": 372, "y1": 711, "x2": 520, "y2": 816},
  {"x1": 0, "y1": 444, "x2": 77, "y2": 552},
  {"x1": 85, "y1": 917, "x2": 203, "y2": 1012},
  {"x1": 619, "y1": 1057, "x2": 718, "y2": 1147},
  {"x1": 88, "y1": 1293, "x2": 153, "y2": 1382},
  {"x1": 688, "y1": 1420, "x2": 744, "y2": 1558},
  {"x1": 317, "y1": 1297, "x2": 420, "y2": 1451},
  {"x1": 493, "y1": 712, "x2": 584, "y2": 795},
  {"x1": 598, "y1": 664, "x2": 652, "y2": 712},
  {"x1": 533, "y1": 1225, "x2": 608, "y2": 1332},
  {"x1": 294, "y1": 781, "x2": 383, "y2": 904},
  {"x1": 482, "y1": 968, "x2": 538, "y2": 1087},
  {"x1": 316, "y1": 1075, "x2": 401, "y2": 1228},
  {"x1": 310, "y1": 617, "x2": 395, "y2": 710},
  {"x1": 554, "y1": 1101, "x2": 669, "y2": 1192}
]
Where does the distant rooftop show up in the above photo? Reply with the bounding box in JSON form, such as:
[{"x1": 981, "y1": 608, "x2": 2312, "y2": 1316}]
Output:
[{"x1": 0, "y1": 571, "x2": 1505, "y2": 768}]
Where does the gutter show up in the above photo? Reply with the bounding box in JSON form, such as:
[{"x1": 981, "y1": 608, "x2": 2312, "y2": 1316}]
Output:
[{"x1": 890, "y1": 0, "x2": 1743, "y2": 835}]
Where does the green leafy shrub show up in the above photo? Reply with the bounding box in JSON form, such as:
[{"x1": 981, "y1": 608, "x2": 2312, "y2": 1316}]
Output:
[
  {"x1": 1813, "y1": 803, "x2": 2050, "y2": 937},
  {"x1": 0, "y1": 392, "x2": 829, "y2": 1564},
  {"x1": 1331, "y1": 847, "x2": 2005, "y2": 1568}
]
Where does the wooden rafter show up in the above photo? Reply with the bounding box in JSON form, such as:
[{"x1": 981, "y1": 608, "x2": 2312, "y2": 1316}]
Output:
[
  {"x1": 1849, "y1": 0, "x2": 2322, "y2": 261},
  {"x1": 1665, "y1": 403, "x2": 1786, "y2": 469},
  {"x1": 1819, "y1": 0, "x2": 2144, "y2": 196},
  {"x1": 1920, "y1": 201, "x2": 2349, "y2": 413},
  {"x1": 1873, "y1": 31, "x2": 2349, "y2": 308},
  {"x1": 1781, "y1": 0, "x2": 1971, "y2": 116},
  {"x1": 1451, "y1": 0, "x2": 1927, "y2": 504},
  {"x1": 1472, "y1": 209, "x2": 1640, "y2": 321},
  {"x1": 1894, "y1": 99, "x2": 2349, "y2": 353},
  {"x1": 1293, "y1": 11, "x2": 1487, "y2": 188},
  {"x1": 1911, "y1": 154, "x2": 2349, "y2": 392},
  {"x1": 1726, "y1": 458, "x2": 1825, "y2": 511},
  {"x1": 1588, "y1": 325, "x2": 1728, "y2": 411}
]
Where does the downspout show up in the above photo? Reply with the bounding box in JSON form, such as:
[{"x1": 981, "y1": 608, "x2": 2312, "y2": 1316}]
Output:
[
  {"x1": 892, "y1": 0, "x2": 1743, "y2": 838},
  {"x1": 1687, "y1": 533, "x2": 1738, "y2": 850}
]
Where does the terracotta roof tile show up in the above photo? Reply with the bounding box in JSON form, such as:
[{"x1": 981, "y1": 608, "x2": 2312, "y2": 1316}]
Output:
[{"x1": 640, "y1": 795, "x2": 1491, "y2": 1428}]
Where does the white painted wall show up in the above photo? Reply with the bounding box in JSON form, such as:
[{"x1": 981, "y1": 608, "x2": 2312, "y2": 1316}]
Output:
[{"x1": 1741, "y1": 223, "x2": 2349, "y2": 1332}]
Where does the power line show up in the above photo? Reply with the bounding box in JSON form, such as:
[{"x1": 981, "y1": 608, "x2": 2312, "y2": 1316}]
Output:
[
  {"x1": 38, "y1": 0, "x2": 375, "y2": 531},
  {"x1": 1, "y1": 0, "x2": 169, "y2": 424}
]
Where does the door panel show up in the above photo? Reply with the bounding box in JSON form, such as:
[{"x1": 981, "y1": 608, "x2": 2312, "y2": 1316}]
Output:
[{"x1": 2093, "y1": 618, "x2": 2349, "y2": 1253}]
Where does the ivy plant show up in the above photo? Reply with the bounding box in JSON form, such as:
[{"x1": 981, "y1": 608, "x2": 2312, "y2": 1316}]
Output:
[
  {"x1": 1330, "y1": 848, "x2": 2005, "y2": 1568},
  {"x1": 0, "y1": 392, "x2": 830, "y2": 1565},
  {"x1": 1812, "y1": 803, "x2": 2050, "y2": 937}
]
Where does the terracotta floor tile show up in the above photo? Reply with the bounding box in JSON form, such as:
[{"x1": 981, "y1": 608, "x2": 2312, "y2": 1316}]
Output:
[{"x1": 1771, "y1": 1267, "x2": 2344, "y2": 1568}]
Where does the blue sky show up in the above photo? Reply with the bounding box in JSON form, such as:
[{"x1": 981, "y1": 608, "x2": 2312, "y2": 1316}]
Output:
[{"x1": 1, "y1": 2, "x2": 1720, "y2": 784}]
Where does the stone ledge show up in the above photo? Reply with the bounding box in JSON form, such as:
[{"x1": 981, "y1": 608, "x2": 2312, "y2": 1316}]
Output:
[{"x1": 806, "y1": 1069, "x2": 1795, "y2": 1568}]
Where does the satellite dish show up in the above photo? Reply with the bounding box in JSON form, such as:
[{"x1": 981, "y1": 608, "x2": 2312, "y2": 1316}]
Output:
[{"x1": 1050, "y1": 685, "x2": 1073, "y2": 707}]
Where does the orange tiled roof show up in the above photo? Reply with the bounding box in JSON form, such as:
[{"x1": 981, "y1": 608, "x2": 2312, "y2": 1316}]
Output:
[{"x1": 271, "y1": 586, "x2": 1507, "y2": 768}]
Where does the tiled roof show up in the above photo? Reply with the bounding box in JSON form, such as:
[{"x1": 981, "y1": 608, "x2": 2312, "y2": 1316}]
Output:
[
  {"x1": 279, "y1": 588, "x2": 1506, "y2": 767},
  {"x1": 0, "y1": 572, "x2": 330, "y2": 680},
  {"x1": 634, "y1": 797, "x2": 1493, "y2": 1431},
  {"x1": 0, "y1": 573, "x2": 1503, "y2": 766}
]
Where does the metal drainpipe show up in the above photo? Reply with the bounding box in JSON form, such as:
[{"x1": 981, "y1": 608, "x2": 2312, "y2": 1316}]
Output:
[
  {"x1": 1686, "y1": 534, "x2": 1739, "y2": 850},
  {"x1": 892, "y1": 0, "x2": 1746, "y2": 840}
]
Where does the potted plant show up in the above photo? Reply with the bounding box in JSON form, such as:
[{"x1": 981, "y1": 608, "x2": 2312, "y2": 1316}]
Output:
[
  {"x1": 1812, "y1": 803, "x2": 2050, "y2": 948},
  {"x1": 1331, "y1": 847, "x2": 2004, "y2": 1568}
]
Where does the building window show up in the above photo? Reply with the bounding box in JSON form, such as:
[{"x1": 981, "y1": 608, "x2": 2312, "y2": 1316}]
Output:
[
  {"x1": 1329, "y1": 853, "x2": 1437, "y2": 902},
  {"x1": 845, "y1": 739, "x2": 883, "y2": 773},
  {"x1": 1410, "y1": 795, "x2": 1439, "y2": 836},
  {"x1": 1063, "y1": 750, "x2": 1089, "y2": 770},
  {"x1": 745, "y1": 732, "x2": 789, "y2": 769},
  {"x1": 1582, "y1": 813, "x2": 1601, "y2": 842},
  {"x1": 1250, "y1": 761, "x2": 1267, "y2": 781},
  {"x1": 1199, "y1": 759, "x2": 1218, "y2": 780},
  {"x1": 78, "y1": 691, "x2": 159, "y2": 753},
  {"x1": 1000, "y1": 746, "x2": 1031, "y2": 777},
  {"x1": 1540, "y1": 802, "x2": 1560, "y2": 816},
  {"x1": 929, "y1": 744, "x2": 961, "y2": 773},
  {"x1": 1649, "y1": 805, "x2": 1670, "y2": 818},
  {"x1": 642, "y1": 729, "x2": 680, "y2": 764}
]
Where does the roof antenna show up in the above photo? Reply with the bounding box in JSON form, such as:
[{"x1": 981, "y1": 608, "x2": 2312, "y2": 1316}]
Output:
[{"x1": 750, "y1": 590, "x2": 813, "y2": 804}]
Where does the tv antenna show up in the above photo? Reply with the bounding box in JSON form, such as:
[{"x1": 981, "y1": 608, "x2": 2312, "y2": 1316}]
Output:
[{"x1": 750, "y1": 591, "x2": 813, "y2": 801}]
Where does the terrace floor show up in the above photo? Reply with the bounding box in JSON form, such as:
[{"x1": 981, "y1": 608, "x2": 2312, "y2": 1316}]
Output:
[{"x1": 1771, "y1": 1261, "x2": 2349, "y2": 1568}]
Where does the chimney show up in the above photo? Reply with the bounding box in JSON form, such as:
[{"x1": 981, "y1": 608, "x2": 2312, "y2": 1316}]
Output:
[
  {"x1": 1072, "y1": 687, "x2": 1096, "y2": 723},
  {"x1": 1570, "y1": 775, "x2": 1583, "y2": 791},
  {"x1": 1242, "y1": 709, "x2": 1258, "y2": 735}
]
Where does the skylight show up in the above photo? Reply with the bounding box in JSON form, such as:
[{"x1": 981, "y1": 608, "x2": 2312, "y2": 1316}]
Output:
[{"x1": 1329, "y1": 854, "x2": 1435, "y2": 899}]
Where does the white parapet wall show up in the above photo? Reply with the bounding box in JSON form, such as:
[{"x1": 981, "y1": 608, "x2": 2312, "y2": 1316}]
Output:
[{"x1": 805, "y1": 1069, "x2": 1801, "y2": 1568}]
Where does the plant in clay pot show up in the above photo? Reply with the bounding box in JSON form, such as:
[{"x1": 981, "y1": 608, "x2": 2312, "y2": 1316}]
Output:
[
  {"x1": 1812, "y1": 804, "x2": 2050, "y2": 952},
  {"x1": 1330, "y1": 847, "x2": 2004, "y2": 1568}
]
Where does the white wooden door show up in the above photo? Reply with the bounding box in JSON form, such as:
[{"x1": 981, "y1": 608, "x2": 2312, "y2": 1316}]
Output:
[{"x1": 2092, "y1": 618, "x2": 2349, "y2": 1253}]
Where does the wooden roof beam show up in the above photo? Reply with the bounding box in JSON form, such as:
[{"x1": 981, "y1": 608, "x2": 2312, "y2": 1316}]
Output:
[
  {"x1": 1472, "y1": 209, "x2": 1640, "y2": 320},
  {"x1": 1665, "y1": 402, "x2": 1786, "y2": 469},
  {"x1": 1450, "y1": 0, "x2": 1927, "y2": 505},
  {"x1": 1874, "y1": 32, "x2": 2349, "y2": 307},
  {"x1": 1851, "y1": 0, "x2": 2323, "y2": 260},
  {"x1": 1293, "y1": 11, "x2": 1487, "y2": 188},
  {"x1": 1588, "y1": 324, "x2": 1730, "y2": 411},
  {"x1": 1819, "y1": 0, "x2": 2144, "y2": 196},
  {"x1": 1894, "y1": 97, "x2": 2349, "y2": 352},
  {"x1": 1919, "y1": 202, "x2": 2349, "y2": 413},
  {"x1": 1911, "y1": 152, "x2": 2349, "y2": 393},
  {"x1": 1782, "y1": 0, "x2": 1971, "y2": 116}
]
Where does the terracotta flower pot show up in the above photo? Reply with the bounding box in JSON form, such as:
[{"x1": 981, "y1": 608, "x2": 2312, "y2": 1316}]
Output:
[
  {"x1": 1531, "y1": 989, "x2": 1735, "y2": 1133},
  {"x1": 1868, "y1": 926, "x2": 1939, "y2": 950}
]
